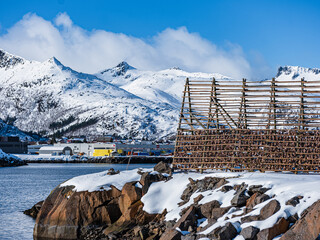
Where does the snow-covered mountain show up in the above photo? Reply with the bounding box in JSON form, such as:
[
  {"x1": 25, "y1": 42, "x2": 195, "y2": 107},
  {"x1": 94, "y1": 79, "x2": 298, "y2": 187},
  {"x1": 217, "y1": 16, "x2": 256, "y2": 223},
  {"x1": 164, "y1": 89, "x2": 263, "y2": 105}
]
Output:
[
  {"x1": 0, "y1": 50, "x2": 229, "y2": 140},
  {"x1": 96, "y1": 62, "x2": 230, "y2": 108},
  {"x1": 276, "y1": 66, "x2": 320, "y2": 81},
  {"x1": 0, "y1": 119, "x2": 42, "y2": 141}
]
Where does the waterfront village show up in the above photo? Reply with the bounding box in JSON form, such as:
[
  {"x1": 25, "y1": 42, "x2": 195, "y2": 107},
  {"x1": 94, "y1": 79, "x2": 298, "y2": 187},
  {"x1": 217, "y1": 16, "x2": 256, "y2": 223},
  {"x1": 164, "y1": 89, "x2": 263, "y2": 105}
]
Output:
[{"x1": 0, "y1": 135, "x2": 174, "y2": 161}]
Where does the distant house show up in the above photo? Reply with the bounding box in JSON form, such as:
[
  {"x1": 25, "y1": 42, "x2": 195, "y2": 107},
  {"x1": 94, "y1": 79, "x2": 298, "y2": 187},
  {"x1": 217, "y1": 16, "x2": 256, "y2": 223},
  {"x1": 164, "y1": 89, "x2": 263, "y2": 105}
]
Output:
[
  {"x1": 28, "y1": 144, "x2": 49, "y2": 154},
  {"x1": 0, "y1": 136, "x2": 27, "y2": 154},
  {"x1": 39, "y1": 146, "x2": 73, "y2": 156}
]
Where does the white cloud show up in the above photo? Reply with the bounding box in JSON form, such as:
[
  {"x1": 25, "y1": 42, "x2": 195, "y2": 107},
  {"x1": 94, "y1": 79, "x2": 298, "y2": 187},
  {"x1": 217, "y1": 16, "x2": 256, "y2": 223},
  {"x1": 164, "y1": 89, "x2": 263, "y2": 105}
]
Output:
[{"x1": 0, "y1": 13, "x2": 267, "y2": 79}]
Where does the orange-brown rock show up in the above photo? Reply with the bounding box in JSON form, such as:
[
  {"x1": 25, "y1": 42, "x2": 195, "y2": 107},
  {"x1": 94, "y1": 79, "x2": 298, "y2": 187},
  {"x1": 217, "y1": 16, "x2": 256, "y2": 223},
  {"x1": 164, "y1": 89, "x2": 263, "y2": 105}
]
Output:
[
  {"x1": 242, "y1": 200, "x2": 280, "y2": 223},
  {"x1": 280, "y1": 200, "x2": 320, "y2": 240},
  {"x1": 173, "y1": 206, "x2": 197, "y2": 231},
  {"x1": 33, "y1": 185, "x2": 122, "y2": 240},
  {"x1": 257, "y1": 217, "x2": 289, "y2": 240},
  {"x1": 119, "y1": 181, "x2": 142, "y2": 214},
  {"x1": 246, "y1": 193, "x2": 270, "y2": 210},
  {"x1": 159, "y1": 229, "x2": 182, "y2": 240}
]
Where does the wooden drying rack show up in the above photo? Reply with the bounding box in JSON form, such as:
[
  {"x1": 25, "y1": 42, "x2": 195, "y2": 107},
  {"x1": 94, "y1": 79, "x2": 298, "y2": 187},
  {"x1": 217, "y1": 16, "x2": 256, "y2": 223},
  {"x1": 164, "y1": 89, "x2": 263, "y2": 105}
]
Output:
[{"x1": 173, "y1": 77, "x2": 320, "y2": 173}]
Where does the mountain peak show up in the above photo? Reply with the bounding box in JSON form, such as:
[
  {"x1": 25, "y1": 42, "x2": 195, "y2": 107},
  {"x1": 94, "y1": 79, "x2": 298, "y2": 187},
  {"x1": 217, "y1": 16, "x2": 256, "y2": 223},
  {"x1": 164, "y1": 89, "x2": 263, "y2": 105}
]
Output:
[
  {"x1": 99, "y1": 61, "x2": 135, "y2": 77},
  {"x1": 0, "y1": 49, "x2": 25, "y2": 69},
  {"x1": 47, "y1": 56, "x2": 63, "y2": 66},
  {"x1": 276, "y1": 66, "x2": 320, "y2": 79}
]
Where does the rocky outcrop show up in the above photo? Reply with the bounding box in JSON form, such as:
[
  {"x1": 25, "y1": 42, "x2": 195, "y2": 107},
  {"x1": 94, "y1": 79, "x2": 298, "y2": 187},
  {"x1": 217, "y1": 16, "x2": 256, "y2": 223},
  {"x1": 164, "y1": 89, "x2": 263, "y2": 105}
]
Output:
[
  {"x1": 33, "y1": 166, "x2": 170, "y2": 240},
  {"x1": 24, "y1": 201, "x2": 43, "y2": 218},
  {"x1": 34, "y1": 185, "x2": 122, "y2": 239},
  {"x1": 0, "y1": 149, "x2": 26, "y2": 167},
  {"x1": 280, "y1": 200, "x2": 320, "y2": 240},
  {"x1": 31, "y1": 166, "x2": 320, "y2": 240}
]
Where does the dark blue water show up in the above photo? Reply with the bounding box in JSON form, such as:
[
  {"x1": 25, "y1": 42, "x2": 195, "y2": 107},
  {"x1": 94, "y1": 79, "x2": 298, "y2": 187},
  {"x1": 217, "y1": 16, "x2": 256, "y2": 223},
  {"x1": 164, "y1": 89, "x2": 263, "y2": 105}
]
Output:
[{"x1": 0, "y1": 163, "x2": 154, "y2": 240}]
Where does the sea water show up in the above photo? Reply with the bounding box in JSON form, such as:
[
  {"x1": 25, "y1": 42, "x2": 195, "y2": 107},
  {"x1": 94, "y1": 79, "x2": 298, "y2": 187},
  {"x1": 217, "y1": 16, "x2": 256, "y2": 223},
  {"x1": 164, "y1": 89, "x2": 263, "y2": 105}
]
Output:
[{"x1": 0, "y1": 163, "x2": 154, "y2": 240}]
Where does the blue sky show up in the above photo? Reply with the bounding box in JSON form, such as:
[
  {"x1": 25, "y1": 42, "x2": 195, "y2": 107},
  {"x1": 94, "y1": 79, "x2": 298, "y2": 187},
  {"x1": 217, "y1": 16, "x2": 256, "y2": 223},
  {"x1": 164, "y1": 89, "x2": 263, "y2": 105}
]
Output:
[{"x1": 0, "y1": 0, "x2": 319, "y2": 79}]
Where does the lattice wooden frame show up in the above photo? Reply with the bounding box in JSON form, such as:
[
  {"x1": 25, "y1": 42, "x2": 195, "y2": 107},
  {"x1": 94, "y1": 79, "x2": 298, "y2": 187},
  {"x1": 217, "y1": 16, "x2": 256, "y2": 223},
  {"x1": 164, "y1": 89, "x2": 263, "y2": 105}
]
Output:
[{"x1": 173, "y1": 78, "x2": 320, "y2": 173}]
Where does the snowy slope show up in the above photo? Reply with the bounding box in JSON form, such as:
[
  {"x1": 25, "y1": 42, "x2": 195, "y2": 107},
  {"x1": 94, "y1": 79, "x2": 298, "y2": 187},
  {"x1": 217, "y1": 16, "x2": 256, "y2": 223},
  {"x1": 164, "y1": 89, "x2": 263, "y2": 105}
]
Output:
[
  {"x1": 276, "y1": 66, "x2": 320, "y2": 81},
  {"x1": 96, "y1": 62, "x2": 230, "y2": 108},
  {"x1": 0, "y1": 119, "x2": 40, "y2": 141},
  {"x1": 0, "y1": 50, "x2": 179, "y2": 140}
]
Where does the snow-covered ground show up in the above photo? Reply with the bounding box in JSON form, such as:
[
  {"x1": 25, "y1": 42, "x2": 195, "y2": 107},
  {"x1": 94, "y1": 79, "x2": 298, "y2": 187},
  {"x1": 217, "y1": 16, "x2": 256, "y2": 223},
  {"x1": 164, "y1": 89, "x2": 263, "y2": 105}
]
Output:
[
  {"x1": 0, "y1": 149, "x2": 22, "y2": 162},
  {"x1": 60, "y1": 168, "x2": 320, "y2": 233},
  {"x1": 14, "y1": 154, "x2": 75, "y2": 161}
]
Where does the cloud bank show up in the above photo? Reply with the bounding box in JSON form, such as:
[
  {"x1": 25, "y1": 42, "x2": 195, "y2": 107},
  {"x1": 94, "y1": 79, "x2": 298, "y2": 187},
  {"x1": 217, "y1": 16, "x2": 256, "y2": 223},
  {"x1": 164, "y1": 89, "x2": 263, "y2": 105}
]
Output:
[{"x1": 0, "y1": 13, "x2": 266, "y2": 79}]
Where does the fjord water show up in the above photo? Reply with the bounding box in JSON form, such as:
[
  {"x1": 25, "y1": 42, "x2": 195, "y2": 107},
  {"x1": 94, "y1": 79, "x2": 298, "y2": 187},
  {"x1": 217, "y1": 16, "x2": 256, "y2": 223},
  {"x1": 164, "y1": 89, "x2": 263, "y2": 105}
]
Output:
[{"x1": 0, "y1": 163, "x2": 154, "y2": 240}]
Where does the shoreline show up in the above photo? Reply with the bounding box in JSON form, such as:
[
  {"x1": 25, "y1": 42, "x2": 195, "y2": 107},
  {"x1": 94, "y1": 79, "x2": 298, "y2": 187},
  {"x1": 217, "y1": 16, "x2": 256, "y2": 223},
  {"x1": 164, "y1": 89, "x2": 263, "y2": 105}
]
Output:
[{"x1": 23, "y1": 156, "x2": 173, "y2": 164}]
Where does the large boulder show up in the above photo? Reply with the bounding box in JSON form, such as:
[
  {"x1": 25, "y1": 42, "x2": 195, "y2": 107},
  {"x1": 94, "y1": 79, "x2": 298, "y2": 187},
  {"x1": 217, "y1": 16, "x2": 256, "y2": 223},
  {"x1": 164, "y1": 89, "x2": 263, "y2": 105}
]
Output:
[
  {"x1": 174, "y1": 206, "x2": 197, "y2": 231},
  {"x1": 34, "y1": 185, "x2": 122, "y2": 239},
  {"x1": 246, "y1": 193, "x2": 270, "y2": 210},
  {"x1": 257, "y1": 217, "x2": 289, "y2": 240},
  {"x1": 240, "y1": 226, "x2": 260, "y2": 240},
  {"x1": 119, "y1": 181, "x2": 142, "y2": 214},
  {"x1": 280, "y1": 200, "x2": 320, "y2": 240},
  {"x1": 200, "y1": 200, "x2": 221, "y2": 218},
  {"x1": 242, "y1": 200, "x2": 280, "y2": 223},
  {"x1": 217, "y1": 222, "x2": 238, "y2": 240},
  {"x1": 154, "y1": 161, "x2": 172, "y2": 175},
  {"x1": 140, "y1": 172, "x2": 167, "y2": 195},
  {"x1": 231, "y1": 184, "x2": 249, "y2": 207}
]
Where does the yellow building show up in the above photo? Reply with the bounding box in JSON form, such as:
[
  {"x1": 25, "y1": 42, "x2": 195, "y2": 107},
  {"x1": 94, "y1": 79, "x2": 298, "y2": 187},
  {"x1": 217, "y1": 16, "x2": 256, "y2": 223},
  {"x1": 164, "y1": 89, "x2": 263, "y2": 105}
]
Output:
[{"x1": 92, "y1": 144, "x2": 116, "y2": 156}]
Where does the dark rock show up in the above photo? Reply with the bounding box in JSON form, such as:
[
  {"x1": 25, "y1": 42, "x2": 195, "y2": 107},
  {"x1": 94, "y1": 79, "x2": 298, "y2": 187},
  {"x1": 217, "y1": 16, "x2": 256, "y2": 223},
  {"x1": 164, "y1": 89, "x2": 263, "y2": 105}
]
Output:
[
  {"x1": 242, "y1": 200, "x2": 281, "y2": 223},
  {"x1": 107, "y1": 168, "x2": 120, "y2": 175},
  {"x1": 24, "y1": 200, "x2": 43, "y2": 218},
  {"x1": 287, "y1": 213, "x2": 299, "y2": 224},
  {"x1": 217, "y1": 222, "x2": 238, "y2": 240},
  {"x1": 240, "y1": 226, "x2": 260, "y2": 240},
  {"x1": 280, "y1": 199, "x2": 320, "y2": 240},
  {"x1": 210, "y1": 207, "x2": 231, "y2": 223},
  {"x1": 140, "y1": 172, "x2": 167, "y2": 195},
  {"x1": 256, "y1": 217, "x2": 289, "y2": 240},
  {"x1": 200, "y1": 200, "x2": 221, "y2": 218},
  {"x1": 181, "y1": 233, "x2": 196, "y2": 240},
  {"x1": 174, "y1": 206, "x2": 197, "y2": 231},
  {"x1": 193, "y1": 194, "x2": 204, "y2": 204},
  {"x1": 220, "y1": 185, "x2": 233, "y2": 193},
  {"x1": 246, "y1": 193, "x2": 270, "y2": 210},
  {"x1": 180, "y1": 177, "x2": 227, "y2": 206},
  {"x1": 154, "y1": 161, "x2": 172, "y2": 175},
  {"x1": 159, "y1": 229, "x2": 182, "y2": 240},
  {"x1": 248, "y1": 185, "x2": 271, "y2": 195},
  {"x1": 231, "y1": 186, "x2": 249, "y2": 207},
  {"x1": 285, "y1": 196, "x2": 303, "y2": 207}
]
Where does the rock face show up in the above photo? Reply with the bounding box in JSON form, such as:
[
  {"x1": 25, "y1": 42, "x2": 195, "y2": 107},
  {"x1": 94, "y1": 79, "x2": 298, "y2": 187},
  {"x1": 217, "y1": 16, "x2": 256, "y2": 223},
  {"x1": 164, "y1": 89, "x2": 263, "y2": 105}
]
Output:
[
  {"x1": 280, "y1": 200, "x2": 320, "y2": 240},
  {"x1": 34, "y1": 185, "x2": 122, "y2": 239}
]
